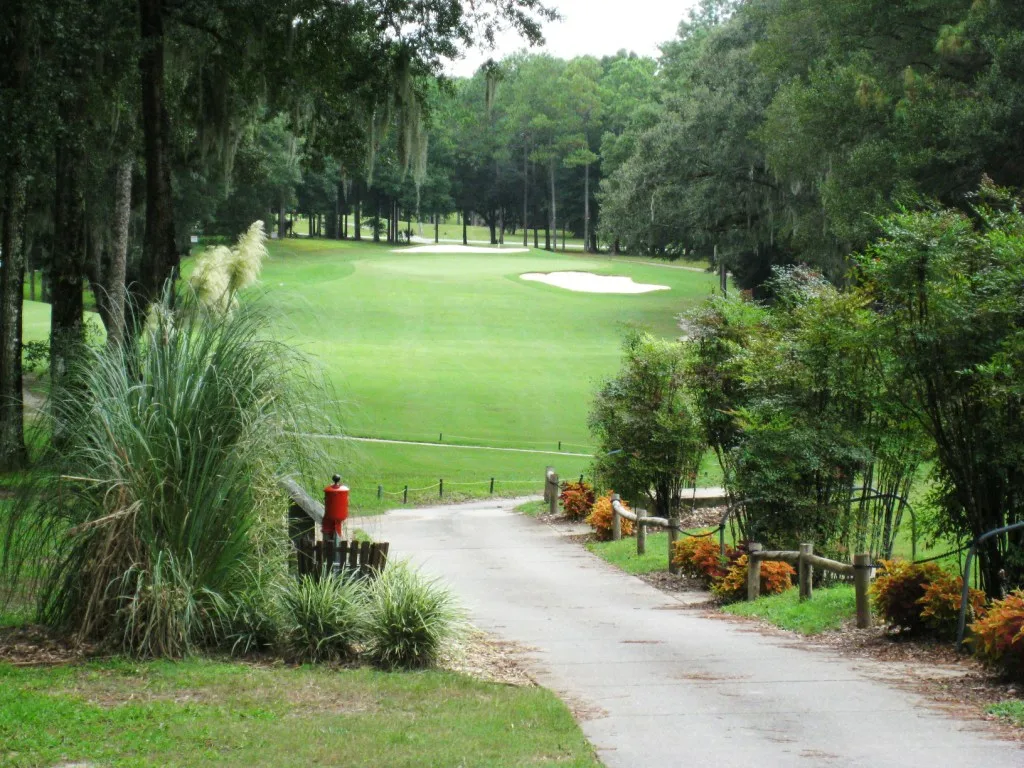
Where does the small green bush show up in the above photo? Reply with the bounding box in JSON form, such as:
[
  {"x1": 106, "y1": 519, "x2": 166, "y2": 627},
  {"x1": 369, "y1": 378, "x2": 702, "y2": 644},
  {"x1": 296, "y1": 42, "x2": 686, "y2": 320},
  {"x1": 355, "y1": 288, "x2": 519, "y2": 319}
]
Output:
[
  {"x1": 216, "y1": 586, "x2": 281, "y2": 657},
  {"x1": 365, "y1": 562, "x2": 461, "y2": 669},
  {"x1": 278, "y1": 572, "x2": 367, "y2": 664}
]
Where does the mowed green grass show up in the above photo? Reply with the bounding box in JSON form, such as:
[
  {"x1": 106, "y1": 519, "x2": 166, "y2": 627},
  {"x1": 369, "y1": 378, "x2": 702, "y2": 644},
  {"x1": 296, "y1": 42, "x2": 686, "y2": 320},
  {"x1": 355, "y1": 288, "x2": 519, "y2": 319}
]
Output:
[
  {"x1": 0, "y1": 659, "x2": 599, "y2": 767},
  {"x1": 250, "y1": 238, "x2": 718, "y2": 511},
  {"x1": 260, "y1": 238, "x2": 715, "y2": 445}
]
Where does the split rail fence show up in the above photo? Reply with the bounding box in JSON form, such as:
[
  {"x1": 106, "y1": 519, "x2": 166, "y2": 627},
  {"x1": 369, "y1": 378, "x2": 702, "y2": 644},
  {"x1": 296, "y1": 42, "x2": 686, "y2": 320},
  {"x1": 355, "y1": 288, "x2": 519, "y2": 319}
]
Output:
[{"x1": 747, "y1": 542, "x2": 874, "y2": 628}]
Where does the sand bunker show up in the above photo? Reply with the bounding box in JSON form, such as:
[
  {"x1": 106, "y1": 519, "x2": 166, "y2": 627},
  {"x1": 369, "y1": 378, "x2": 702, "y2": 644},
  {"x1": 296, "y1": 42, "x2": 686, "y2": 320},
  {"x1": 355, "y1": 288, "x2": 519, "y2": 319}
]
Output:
[
  {"x1": 395, "y1": 244, "x2": 529, "y2": 254},
  {"x1": 520, "y1": 271, "x2": 670, "y2": 294}
]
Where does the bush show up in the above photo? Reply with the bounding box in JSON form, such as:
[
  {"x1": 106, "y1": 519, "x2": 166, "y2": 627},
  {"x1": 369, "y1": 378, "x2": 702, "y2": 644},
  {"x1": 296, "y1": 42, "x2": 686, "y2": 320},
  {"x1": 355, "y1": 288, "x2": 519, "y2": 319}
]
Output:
[
  {"x1": 586, "y1": 493, "x2": 633, "y2": 541},
  {"x1": 365, "y1": 561, "x2": 461, "y2": 669},
  {"x1": 278, "y1": 572, "x2": 367, "y2": 664},
  {"x1": 559, "y1": 480, "x2": 595, "y2": 521},
  {"x1": 712, "y1": 555, "x2": 795, "y2": 602},
  {"x1": 671, "y1": 537, "x2": 731, "y2": 585},
  {"x1": 216, "y1": 586, "x2": 281, "y2": 657},
  {"x1": 870, "y1": 559, "x2": 947, "y2": 635},
  {"x1": 971, "y1": 589, "x2": 1024, "y2": 678},
  {"x1": 918, "y1": 571, "x2": 986, "y2": 640}
]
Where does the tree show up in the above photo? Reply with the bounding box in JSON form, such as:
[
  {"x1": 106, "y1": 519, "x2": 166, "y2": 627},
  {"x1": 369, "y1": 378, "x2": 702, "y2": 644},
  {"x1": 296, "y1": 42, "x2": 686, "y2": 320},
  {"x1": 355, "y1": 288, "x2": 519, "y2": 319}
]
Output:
[
  {"x1": 859, "y1": 183, "x2": 1024, "y2": 597},
  {"x1": 589, "y1": 331, "x2": 705, "y2": 520}
]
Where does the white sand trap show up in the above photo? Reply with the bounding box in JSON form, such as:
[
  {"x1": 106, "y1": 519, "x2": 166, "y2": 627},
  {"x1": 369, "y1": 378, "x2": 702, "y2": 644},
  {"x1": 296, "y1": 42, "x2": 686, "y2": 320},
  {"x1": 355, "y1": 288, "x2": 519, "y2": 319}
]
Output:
[
  {"x1": 395, "y1": 244, "x2": 529, "y2": 254},
  {"x1": 520, "y1": 271, "x2": 670, "y2": 294}
]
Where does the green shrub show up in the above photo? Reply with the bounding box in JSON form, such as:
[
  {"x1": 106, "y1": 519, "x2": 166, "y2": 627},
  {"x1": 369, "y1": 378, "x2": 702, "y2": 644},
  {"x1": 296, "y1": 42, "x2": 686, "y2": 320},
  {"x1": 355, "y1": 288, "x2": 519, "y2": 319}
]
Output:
[
  {"x1": 365, "y1": 562, "x2": 461, "y2": 669},
  {"x1": 970, "y1": 590, "x2": 1024, "y2": 678},
  {"x1": 278, "y1": 572, "x2": 367, "y2": 664},
  {"x1": 215, "y1": 585, "x2": 282, "y2": 657}
]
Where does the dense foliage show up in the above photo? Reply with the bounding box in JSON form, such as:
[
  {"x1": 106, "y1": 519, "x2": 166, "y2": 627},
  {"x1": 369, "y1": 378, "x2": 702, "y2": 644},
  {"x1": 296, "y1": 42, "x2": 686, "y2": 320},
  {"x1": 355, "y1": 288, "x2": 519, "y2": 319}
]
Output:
[{"x1": 589, "y1": 331, "x2": 705, "y2": 520}]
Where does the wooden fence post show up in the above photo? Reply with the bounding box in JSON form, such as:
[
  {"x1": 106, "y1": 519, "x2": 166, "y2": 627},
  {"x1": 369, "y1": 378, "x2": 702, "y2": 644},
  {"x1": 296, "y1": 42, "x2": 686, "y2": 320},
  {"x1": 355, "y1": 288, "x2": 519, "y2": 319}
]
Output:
[
  {"x1": 636, "y1": 508, "x2": 647, "y2": 555},
  {"x1": 799, "y1": 543, "x2": 813, "y2": 601},
  {"x1": 544, "y1": 466, "x2": 555, "y2": 503},
  {"x1": 854, "y1": 553, "x2": 872, "y2": 628},
  {"x1": 612, "y1": 493, "x2": 622, "y2": 541},
  {"x1": 548, "y1": 472, "x2": 559, "y2": 515},
  {"x1": 668, "y1": 516, "x2": 680, "y2": 574},
  {"x1": 746, "y1": 543, "x2": 763, "y2": 601}
]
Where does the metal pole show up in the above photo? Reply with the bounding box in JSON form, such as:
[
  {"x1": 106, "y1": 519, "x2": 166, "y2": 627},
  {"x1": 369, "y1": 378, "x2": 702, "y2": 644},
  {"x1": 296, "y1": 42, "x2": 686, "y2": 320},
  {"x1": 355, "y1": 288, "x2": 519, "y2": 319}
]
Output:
[{"x1": 956, "y1": 521, "x2": 1024, "y2": 650}]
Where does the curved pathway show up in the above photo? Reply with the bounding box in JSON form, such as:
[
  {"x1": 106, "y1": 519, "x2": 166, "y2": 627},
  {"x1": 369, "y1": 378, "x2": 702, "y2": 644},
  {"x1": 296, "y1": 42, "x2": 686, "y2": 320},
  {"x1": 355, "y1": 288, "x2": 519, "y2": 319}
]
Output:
[{"x1": 368, "y1": 497, "x2": 1022, "y2": 768}]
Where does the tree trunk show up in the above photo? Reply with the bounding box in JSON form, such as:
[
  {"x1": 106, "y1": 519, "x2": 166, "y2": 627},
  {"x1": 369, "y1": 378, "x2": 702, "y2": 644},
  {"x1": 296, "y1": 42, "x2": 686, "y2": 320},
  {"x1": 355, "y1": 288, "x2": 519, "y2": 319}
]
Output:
[
  {"x1": 548, "y1": 158, "x2": 557, "y2": 253},
  {"x1": 584, "y1": 162, "x2": 591, "y2": 253},
  {"x1": 462, "y1": 212, "x2": 468, "y2": 246},
  {"x1": 354, "y1": 185, "x2": 361, "y2": 240},
  {"x1": 107, "y1": 157, "x2": 132, "y2": 347},
  {"x1": 278, "y1": 193, "x2": 287, "y2": 239},
  {"x1": 488, "y1": 214, "x2": 497, "y2": 245},
  {"x1": 51, "y1": 134, "x2": 87, "y2": 385},
  {"x1": 138, "y1": 0, "x2": 177, "y2": 305},
  {"x1": 534, "y1": 225, "x2": 538, "y2": 249},
  {"x1": 523, "y1": 148, "x2": 529, "y2": 247},
  {"x1": 434, "y1": 214, "x2": 439, "y2": 243},
  {"x1": 0, "y1": 169, "x2": 27, "y2": 468}
]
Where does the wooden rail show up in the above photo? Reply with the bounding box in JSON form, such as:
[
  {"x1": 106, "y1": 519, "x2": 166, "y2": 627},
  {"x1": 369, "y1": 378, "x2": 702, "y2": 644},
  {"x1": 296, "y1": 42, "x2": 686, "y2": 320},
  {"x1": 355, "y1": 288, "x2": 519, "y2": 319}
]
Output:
[
  {"x1": 747, "y1": 542, "x2": 873, "y2": 628},
  {"x1": 611, "y1": 494, "x2": 682, "y2": 574}
]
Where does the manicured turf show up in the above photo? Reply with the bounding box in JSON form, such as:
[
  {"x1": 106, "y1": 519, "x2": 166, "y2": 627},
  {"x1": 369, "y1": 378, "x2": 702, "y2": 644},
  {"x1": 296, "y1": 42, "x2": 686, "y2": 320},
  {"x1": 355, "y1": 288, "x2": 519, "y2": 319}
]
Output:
[
  {"x1": 722, "y1": 585, "x2": 857, "y2": 634},
  {"x1": 248, "y1": 238, "x2": 718, "y2": 512},
  {"x1": 0, "y1": 659, "x2": 599, "y2": 767}
]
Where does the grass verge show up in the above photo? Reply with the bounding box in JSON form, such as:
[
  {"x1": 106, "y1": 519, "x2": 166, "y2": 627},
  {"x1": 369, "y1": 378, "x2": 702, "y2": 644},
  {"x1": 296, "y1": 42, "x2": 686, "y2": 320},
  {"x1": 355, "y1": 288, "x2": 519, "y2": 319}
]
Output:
[
  {"x1": 722, "y1": 585, "x2": 856, "y2": 634},
  {"x1": 515, "y1": 500, "x2": 549, "y2": 517},
  {"x1": 0, "y1": 658, "x2": 599, "y2": 767},
  {"x1": 987, "y1": 700, "x2": 1024, "y2": 727}
]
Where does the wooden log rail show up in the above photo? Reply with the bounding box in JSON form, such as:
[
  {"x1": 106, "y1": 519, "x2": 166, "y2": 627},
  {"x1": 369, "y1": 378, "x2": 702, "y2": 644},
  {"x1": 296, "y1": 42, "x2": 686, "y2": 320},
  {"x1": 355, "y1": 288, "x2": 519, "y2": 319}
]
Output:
[
  {"x1": 611, "y1": 494, "x2": 683, "y2": 574},
  {"x1": 747, "y1": 542, "x2": 873, "y2": 628}
]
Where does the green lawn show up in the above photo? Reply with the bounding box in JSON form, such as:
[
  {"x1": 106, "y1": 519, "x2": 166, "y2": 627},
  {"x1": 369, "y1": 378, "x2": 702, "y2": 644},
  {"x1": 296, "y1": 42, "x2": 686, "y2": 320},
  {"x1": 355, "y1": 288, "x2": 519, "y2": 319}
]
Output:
[
  {"x1": 0, "y1": 658, "x2": 599, "y2": 767},
  {"x1": 246, "y1": 238, "x2": 718, "y2": 513},
  {"x1": 722, "y1": 585, "x2": 856, "y2": 634}
]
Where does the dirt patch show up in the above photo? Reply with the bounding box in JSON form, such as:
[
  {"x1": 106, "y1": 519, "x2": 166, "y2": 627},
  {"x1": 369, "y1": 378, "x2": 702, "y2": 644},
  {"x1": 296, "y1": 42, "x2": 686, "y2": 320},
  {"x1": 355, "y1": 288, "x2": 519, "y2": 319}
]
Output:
[
  {"x1": 0, "y1": 625, "x2": 95, "y2": 666},
  {"x1": 440, "y1": 628, "x2": 536, "y2": 687},
  {"x1": 637, "y1": 571, "x2": 711, "y2": 596}
]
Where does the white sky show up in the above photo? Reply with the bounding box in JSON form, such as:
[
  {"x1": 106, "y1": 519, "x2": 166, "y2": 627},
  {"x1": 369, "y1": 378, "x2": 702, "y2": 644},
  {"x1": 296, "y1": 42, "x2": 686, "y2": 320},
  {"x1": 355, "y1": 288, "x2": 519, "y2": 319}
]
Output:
[{"x1": 445, "y1": 0, "x2": 700, "y2": 77}]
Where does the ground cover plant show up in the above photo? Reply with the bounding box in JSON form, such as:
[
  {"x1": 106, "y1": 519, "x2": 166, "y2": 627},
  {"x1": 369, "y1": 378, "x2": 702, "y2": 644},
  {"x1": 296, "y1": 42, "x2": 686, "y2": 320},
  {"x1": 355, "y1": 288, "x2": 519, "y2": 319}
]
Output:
[{"x1": 0, "y1": 659, "x2": 600, "y2": 767}]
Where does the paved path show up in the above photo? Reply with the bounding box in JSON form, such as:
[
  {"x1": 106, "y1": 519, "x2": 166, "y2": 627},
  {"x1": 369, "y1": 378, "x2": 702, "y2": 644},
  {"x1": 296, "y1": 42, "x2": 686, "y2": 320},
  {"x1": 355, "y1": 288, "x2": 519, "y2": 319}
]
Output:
[{"x1": 369, "y1": 497, "x2": 1022, "y2": 768}]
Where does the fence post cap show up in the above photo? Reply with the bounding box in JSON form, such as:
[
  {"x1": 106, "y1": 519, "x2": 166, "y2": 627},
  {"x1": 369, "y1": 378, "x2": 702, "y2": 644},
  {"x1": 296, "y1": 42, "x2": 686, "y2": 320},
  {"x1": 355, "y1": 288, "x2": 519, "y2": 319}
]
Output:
[{"x1": 611, "y1": 493, "x2": 620, "y2": 501}]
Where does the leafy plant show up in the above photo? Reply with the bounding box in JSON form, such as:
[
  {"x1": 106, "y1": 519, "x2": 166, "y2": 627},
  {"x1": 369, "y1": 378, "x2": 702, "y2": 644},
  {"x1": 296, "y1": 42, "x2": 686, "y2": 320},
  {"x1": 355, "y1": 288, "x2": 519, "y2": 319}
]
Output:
[
  {"x1": 712, "y1": 555, "x2": 795, "y2": 602},
  {"x1": 215, "y1": 583, "x2": 282, "y2": 657},
  {"x1": 589, "y1": 331, "x2": 706, "y2": 521},
  {"x1": 970, "y1": 589, "x2": 1024, "y2": 679},
  {"x1": 559, "y1": 480, "x2": 595, "y2": 521},
  {"x1": 585, "y1": 492, "x2": 633, "y2": 541},
  {"x1": 870, "y1": 560, "x2": 947, "y2": 636},
  {"x1": 918, "y1": 571, "x2": 986, "y2": 640},
  {"x1": 364, "y1": 561, "x2": 461, "y2": 669},
  {"x1": 0, "y1": 226, "x2": 335, "y2": 656},
  {"x1": 278, "y1": 572, "x2": 368, "y2": 664},
  {"x1": 671, "y1": 536, "x2": 731, "y2": 585}
]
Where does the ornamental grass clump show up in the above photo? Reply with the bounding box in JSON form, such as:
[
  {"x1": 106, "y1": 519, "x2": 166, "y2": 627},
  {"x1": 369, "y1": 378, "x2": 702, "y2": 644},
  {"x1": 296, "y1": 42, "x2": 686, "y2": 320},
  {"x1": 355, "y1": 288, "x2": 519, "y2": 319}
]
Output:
[
  {"x1": 364, "y1": 561, "x2": 462, "y2": 669},
  {"x1": 278, "y1": 573, "x2": 368, "y2": 664},
  {"x1": 0, "y1": 223, "x2": 336, "y2": 657}
]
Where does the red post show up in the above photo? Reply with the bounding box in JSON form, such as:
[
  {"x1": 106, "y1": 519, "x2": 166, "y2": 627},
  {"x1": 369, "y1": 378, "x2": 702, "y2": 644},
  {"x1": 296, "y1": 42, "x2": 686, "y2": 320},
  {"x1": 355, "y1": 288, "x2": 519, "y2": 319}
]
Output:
[{"x1": 323, "y1": 474, "x2": 349, "y2": 538}]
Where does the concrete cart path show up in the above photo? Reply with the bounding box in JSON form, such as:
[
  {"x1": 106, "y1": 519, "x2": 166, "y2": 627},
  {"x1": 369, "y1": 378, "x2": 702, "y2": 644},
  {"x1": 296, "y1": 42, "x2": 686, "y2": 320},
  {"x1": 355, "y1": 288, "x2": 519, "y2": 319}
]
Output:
[{"x1": 369, "y1": 497, "x2": 1022, "y2": 768}]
